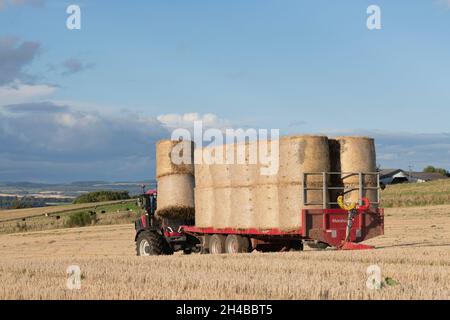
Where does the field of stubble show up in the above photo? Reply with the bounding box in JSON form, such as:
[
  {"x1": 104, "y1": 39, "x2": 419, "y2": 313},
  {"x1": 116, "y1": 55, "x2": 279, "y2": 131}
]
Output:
[{"x1": 0, "y1": 205, "x2": 449, "y2": 300}]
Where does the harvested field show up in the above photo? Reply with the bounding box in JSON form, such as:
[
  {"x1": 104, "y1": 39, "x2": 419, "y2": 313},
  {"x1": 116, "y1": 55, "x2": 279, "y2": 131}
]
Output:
[
  {"x1": 0, "y1": 201, "x2": 139, "y2": 234},
  {"x1": 0, "y1": 205, "x2": 449, "y2": 300},
  {"x1": 0, "y1": 200, "x2": 135, "y2": 223},
  {"x1": 382, "y1": 179, "x2": 450, "y2": 208}
]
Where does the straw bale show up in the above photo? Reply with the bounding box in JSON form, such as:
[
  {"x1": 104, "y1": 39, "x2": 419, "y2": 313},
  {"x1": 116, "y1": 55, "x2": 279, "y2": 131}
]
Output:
[{"x1": 156, "y1": 140, "x2": 194, "y2": 179}]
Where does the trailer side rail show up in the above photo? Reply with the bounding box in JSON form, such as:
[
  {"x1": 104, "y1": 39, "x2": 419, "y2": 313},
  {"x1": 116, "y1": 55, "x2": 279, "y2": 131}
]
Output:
[{"x1": 302, "y1": 171, "x2": 381, "y2": 209}]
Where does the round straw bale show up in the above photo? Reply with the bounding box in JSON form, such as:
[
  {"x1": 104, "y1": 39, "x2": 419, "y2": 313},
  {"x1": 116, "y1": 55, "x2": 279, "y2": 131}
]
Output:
[
  {"x1": 255, "y1": 137, "x2": 279, "y2": 185},
  {"x1": 253, "y1": 184, "x2": 279, "y2": 229},
  {"x1": 335, "y1": 136, "x2": 377, "y2": 185},
  {"x1": 202, "y1": 144, "x2": 230, "y2": 188},
  {"x1": 194, "y1": 187, "x2": 215, "y2": 228},
  {"x1": 156, "y1": 174, "x2": 195, "y2": 219},
  {"x1": 210, "y1": 164, "x2": 231, "y2": 188},
  {"x1": 156, "y1": 140, "x2": 194, "y2": 179},
  {"x1": 210, "y1": 187, "x2": 232, "y2": 229},
  {"x1": 277, "y1": 183, "x2": 303, "y2": 231},
  {"x1": 194, "y1": 148, "x2": 214, "y2": 188},
  {"x1": 229, "y1": 141, "x2": 259, "y2": 187},
  {"x1": 278, "y1": 135, "x2": 330, "y2": 185},
  {"x1": 228, "y1": 187, "x2": 254, "y2": 229}
]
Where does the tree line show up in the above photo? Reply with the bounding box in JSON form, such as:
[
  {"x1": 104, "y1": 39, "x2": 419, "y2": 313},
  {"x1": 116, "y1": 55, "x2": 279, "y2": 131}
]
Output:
[
  {"x1": 423, "y1": 166, "x2": 450, "y2": 177},
  {"x1": 73, "y1": 191, "x2": 131, "y2": 204}
]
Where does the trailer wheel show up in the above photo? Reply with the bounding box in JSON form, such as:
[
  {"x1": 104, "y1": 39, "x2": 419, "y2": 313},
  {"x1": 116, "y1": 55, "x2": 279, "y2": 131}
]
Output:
[
  {"x1": 200, "y1": 235, "x2": 210, "y2": 254},
  {"x1": 209, "y1": 234, "x2": 226, "y2": 254},
  {"x1": 240, "y1": 236, "x2": 251, "y2": 253},
  {"x1": 225, "y1": 235, "x2": 250, "y2": 254},
  {"x1": 136, "y1": 231, "x2": 173, "y2": 256},
  {"x1": 306, "y1": 241, "x2": 329, "y2": 251}
]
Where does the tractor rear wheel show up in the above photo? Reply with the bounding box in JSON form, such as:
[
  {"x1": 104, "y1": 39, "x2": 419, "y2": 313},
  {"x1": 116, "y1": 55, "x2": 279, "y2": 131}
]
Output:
[
  {"x1": 209, "y1": 234, "x2": 226, "y2": 254},
  {"x1": 136, "y1": 231, "x2": 173, "y2": 256},
  {"x1": 288, "y1": 241, "x2": 304, "y2": 251}
]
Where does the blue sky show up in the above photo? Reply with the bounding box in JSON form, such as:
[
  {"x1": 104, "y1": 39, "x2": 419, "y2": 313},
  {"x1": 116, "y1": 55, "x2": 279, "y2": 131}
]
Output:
[{"x1": 1, "y1": 0, "x2": 450, "y2": 182}]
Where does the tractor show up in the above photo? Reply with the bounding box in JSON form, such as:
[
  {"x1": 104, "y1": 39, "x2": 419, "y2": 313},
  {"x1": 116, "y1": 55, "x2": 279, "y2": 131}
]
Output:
[{"x1": 134, "y1": 187, "x2": 199, "y2": 256}]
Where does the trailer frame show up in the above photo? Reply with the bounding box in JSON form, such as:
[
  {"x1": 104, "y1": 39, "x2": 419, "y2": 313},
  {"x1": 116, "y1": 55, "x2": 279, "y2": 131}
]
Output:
[{"x1": 182, "y1": 207, "x2": 384, "y2": 249}]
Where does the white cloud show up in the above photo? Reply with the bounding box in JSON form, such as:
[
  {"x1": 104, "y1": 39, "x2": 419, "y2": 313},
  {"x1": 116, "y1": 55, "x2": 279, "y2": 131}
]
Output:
[
  {"x1": 0, "y1": 0, "x2": 44, "y2": 10},
  {"x1": 0, "y1": 102, "x2": 167, "y2": 158},
  {"x1": 0, "y1": 81, "x2": 57, "y2": 106},
  {"x1": 157, "y1": 112, "x2": 230, "y2": 130}
]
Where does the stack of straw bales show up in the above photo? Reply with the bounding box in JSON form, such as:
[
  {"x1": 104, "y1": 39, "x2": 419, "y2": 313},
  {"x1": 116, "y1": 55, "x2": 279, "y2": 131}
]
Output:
[
  {"x1": 156, "y1": 140, "x2": 195, "y2": 219},
  {"x1": 156, "y1": 135, "x2": 377, "y2": 230},
  {"x1": 194, "y1": 135, "x2": 331, "y2": 231}
]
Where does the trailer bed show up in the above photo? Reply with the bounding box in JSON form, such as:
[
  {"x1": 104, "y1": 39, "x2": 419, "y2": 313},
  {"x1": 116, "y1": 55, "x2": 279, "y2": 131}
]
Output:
[{"x1": 183, "y1": 208, "x2": 384, "y2": 248}]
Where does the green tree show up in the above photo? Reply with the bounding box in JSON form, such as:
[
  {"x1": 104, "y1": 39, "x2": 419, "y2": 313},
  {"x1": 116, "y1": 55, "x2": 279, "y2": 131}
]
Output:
[
  {"x1": 9, "y1": 197, "x2": 34, "y2": 209},
  {"x1": 65, "y1": 211, "x2": 97, "y2": 228},
  {"x1": 423, "y1": 166, "x2": 450, "y2": 177},
  {"x1": 73, "y1": 191, "x2": 130, "y2": 204}
]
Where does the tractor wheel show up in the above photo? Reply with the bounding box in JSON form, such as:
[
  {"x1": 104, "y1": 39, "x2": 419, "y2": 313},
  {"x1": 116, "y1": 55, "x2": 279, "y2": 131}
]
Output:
[
  {"x1": 289, "y1": 241, "x2": 304, "y2": 252},
  {"x1": 136, "y1": 231, "x2": 173, "y2": 256},
  {"x1": 225, "y1": 235, "x2": 251, "y2": 254},
  {"x1": 209, "y1": 234, "x2": 226, "y2": 254}
]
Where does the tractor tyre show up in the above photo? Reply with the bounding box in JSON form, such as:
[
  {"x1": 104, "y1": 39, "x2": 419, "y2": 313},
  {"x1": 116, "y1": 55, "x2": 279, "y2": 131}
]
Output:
[
  {"x1": 289, "y1": 241, "x2": 304, "y2": 252},
  {"x1": 136, "y1": 231, "x2": 173, "y2": 256}
]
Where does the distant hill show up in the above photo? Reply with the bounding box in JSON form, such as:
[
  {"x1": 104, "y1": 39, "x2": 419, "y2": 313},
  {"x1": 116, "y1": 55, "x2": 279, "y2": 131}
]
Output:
[{"x1": 0, "y1": 180, "x2": 156, "y2": 209}]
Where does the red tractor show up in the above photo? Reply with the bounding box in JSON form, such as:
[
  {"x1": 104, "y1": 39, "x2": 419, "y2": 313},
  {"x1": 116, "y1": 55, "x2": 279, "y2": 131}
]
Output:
[{"x1": 134, "y1": 188, "x2": 200, "y2": 256}]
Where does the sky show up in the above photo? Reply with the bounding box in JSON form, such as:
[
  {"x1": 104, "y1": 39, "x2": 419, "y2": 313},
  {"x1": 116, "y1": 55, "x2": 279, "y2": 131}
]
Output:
[{"x1": 0, "y1": 0, "x2": 450, "y2": 182}]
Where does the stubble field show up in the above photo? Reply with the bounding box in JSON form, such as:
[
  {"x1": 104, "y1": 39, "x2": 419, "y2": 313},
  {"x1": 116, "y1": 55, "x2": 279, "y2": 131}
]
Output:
[{"x1": 0, "y1": 205, "x2": 449, "y2": 300}]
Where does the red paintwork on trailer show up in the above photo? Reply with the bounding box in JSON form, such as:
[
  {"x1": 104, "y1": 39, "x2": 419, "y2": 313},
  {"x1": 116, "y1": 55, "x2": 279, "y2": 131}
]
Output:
[
  {"x1": 182, "y1": 208, "x2": 384, "y2": 248},
  {"x1": 182, "y1": 226, "x2": 302, "y2": 236}
]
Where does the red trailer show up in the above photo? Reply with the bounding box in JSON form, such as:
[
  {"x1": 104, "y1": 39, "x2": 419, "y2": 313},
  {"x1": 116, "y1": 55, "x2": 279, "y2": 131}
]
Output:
[{"x1": 134, "y1": 172, "x2": 384, "y2": 255}]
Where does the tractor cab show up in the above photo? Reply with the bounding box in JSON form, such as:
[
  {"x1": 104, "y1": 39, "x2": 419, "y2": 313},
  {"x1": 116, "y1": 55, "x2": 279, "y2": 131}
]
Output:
[
  {"x1": 137, "y1": 188, "x2": 157, "y2": 216},
  {"x1": 135, "y1": 187, "x2": 158, "y2": 230}
]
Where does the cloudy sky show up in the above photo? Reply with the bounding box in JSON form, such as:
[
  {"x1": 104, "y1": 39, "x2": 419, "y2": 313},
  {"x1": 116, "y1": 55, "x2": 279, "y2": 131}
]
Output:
[{"x1": 1, "y1": 0, "x2": 450, "y2": 182}]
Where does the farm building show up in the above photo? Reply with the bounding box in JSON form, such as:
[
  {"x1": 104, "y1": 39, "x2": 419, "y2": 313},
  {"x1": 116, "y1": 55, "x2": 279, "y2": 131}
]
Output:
[{"x1": 380, "y1": 169, "x2": 448, "y2": 185}]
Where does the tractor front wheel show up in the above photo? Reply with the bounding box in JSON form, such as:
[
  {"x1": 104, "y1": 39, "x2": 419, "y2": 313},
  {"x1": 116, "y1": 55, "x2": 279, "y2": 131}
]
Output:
[{"x1": 136, "y1": 231, "x2": 173, "y2": 256}]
